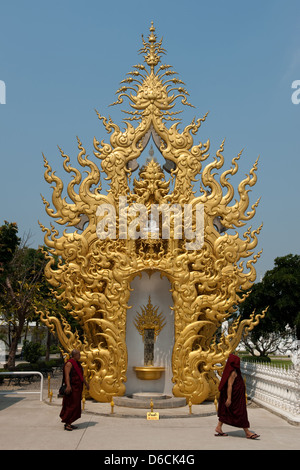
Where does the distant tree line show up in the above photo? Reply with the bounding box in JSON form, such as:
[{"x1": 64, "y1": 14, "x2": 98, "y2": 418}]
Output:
[
  {"x1": 0, "y1": 221, "x2": 64, "y2": 369},
  {"x1": 238, "y1": 254, "x2": 300, "y2": 357}
]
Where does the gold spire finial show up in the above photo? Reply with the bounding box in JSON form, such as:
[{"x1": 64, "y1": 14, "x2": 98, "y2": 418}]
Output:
[
  {"x1": 148, "y1": 21, "x2": 156, "y2": 43},
  {"x1": 140, "y1": 21, "x2": 164, "y2": 72},
  {"x1": 111, "y1": 24, "x2": 194, "y2": 115}
]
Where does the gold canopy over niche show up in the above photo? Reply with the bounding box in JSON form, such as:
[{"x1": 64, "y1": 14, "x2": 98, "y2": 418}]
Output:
[{"x1": 38, "y1": 23, "x2": 266, "y2": 403}]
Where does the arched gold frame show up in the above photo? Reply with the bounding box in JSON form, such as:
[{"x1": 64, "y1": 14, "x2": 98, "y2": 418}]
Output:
[{"x1": 38, "y1": 23, "x2": 266, "y2": 403}]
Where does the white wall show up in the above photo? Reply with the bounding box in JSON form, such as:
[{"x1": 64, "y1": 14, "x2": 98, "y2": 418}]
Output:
[{"x1": 125, "y1": 271, "x2": 174, "y2": 395}]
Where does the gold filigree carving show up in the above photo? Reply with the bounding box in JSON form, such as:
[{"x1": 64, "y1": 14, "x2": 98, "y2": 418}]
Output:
[
  {"x1": 134, "y1": 296, "x2": 166, "y2": 341},
  {"x1": 39, "y1": 23, "x2": 264, "y2": 403}
]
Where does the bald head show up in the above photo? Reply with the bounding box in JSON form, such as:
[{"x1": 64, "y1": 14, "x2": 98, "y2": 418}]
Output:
[{"x1": 71, "y1": 349, "x2": 81, "y2": 360}]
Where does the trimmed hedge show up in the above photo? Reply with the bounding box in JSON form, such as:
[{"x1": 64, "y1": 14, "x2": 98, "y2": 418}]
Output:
[{"x1": 241, "y1": 355, "x2": 271, "y2": 363}]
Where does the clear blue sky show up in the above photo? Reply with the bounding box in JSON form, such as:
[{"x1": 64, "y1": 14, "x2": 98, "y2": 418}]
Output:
[{"x1": 0, "y1": 0, "x2": 299, "y2": 281}]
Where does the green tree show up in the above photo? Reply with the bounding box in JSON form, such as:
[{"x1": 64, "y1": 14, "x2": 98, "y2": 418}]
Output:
[
  {"x1": 0, "y1": 222, "x2": 64, "y2": 368},
  {"x1": 0, "y1": 247, "x2": 47, "y2": 367},
  {"x1": 0, "y1": 221, "x2": 21, "y2": 272},
  {"x1": 22, "y1": 340, "x2": 43, "y2": 364},
  {"x1": 238, "y1": 254, "x2": 300, "y2": 356}
]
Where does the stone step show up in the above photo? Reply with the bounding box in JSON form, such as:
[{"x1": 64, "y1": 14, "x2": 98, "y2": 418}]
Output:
[
  {"x1": 113, "y1": 394, "x2": 187, "y2": 409},
  {"x1": 132, "y1": 392, "x2": 169, "y2": 400}
]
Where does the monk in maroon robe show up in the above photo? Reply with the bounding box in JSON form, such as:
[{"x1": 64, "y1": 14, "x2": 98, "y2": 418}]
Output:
[
  {"x1": 215, "y1": 354, "x2": 260, "y2": 439},
  {"x1": 60, "y1": 350, "x2": 89, "y2": 431}
]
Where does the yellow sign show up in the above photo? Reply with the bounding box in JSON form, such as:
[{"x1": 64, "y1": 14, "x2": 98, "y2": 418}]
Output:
[{"x1": 147, "y1": 412, "x2": 159, "y2": 420}]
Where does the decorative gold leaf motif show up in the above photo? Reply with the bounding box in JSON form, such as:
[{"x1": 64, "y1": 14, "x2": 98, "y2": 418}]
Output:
[
  {"x1": 134, "y1": 296, "x2": 166, "y2": 341},
  {"x1": 39, "y1": 23, "x2": 264, "y2": 403}
]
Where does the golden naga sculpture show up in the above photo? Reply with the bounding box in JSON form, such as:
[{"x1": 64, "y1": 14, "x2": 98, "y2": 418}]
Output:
[{"x1": 38, "y1": 23, "x2": 265, "y2": 403}]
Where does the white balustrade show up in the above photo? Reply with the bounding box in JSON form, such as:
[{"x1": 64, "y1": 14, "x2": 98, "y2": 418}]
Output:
[{"x1": 241, "y1": 361, "x2": 300, "y2": 424}]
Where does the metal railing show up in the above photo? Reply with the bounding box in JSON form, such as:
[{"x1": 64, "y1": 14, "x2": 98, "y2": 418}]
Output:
[{"x1": 0, "y1": 371, "x2": 44, "y2": 401}]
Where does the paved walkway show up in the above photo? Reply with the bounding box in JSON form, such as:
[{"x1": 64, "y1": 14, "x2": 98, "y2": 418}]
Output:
[{"x1": 0, "y1": 391, "x2": 299, "y2": 452}]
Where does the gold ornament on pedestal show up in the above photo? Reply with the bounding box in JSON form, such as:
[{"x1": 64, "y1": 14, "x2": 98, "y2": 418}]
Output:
[
  {"x1": 134, "y1": 296, "x2": 166, "y2": 342},
  {"x1": 38, "y1": 23, "x2": 266, "y2": 403}
]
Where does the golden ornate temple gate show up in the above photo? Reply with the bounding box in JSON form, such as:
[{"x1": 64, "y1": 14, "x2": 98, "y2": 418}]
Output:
[{"x1": 38, "y1": 23, "x2": 265, "y2": 403}]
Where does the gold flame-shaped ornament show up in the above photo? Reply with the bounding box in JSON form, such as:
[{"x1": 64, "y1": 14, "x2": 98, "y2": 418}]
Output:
[
  {"x1": 134, "y1": 297, "x2": 166, "y2": 342},
  {"x1": 38, "y1": 23, "x2": 266, "y2": 403}
]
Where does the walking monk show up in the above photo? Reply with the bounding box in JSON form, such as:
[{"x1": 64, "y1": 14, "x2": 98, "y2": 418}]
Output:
[
  {"x1": 60, "y1": 349, "x2": 89, "y2": 431},
  {"x1": 215, "y1": 353, "x2": 260, "y2": 439}
]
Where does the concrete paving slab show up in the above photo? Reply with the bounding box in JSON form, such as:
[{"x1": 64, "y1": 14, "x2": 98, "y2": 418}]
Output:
[{"x1": 0, "y1": 393, "x2": 299, "y2": 452}]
